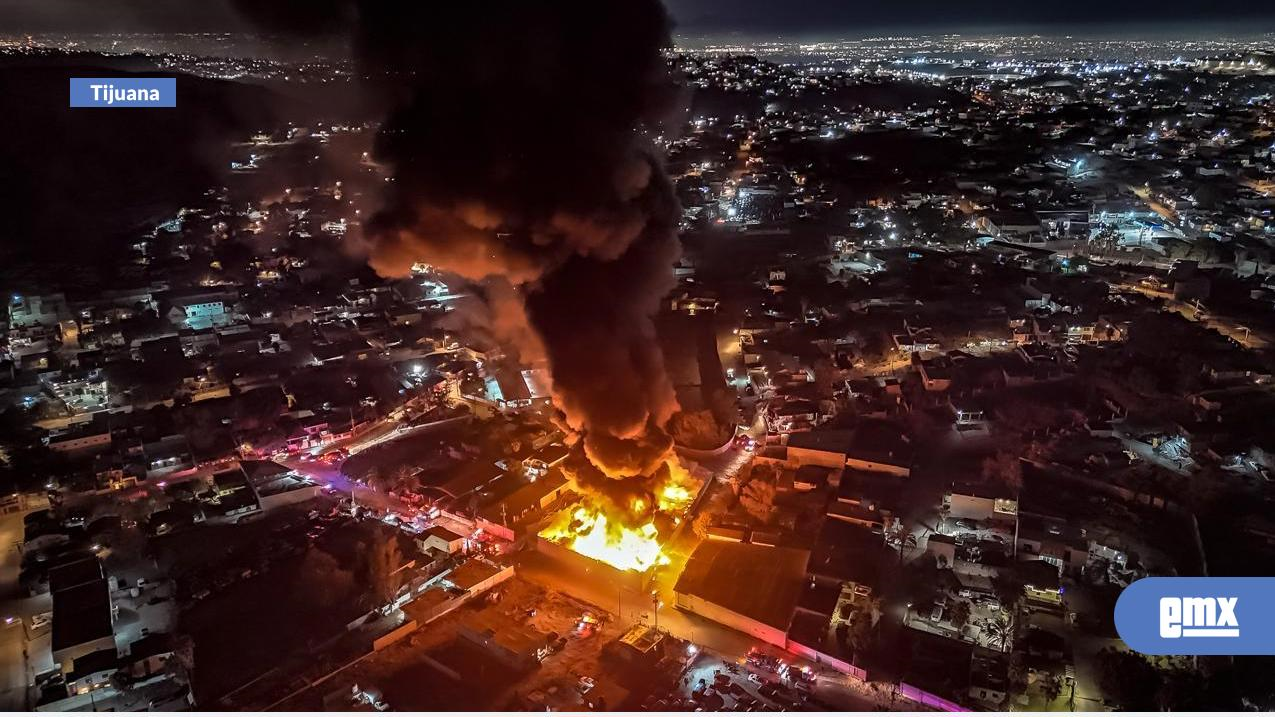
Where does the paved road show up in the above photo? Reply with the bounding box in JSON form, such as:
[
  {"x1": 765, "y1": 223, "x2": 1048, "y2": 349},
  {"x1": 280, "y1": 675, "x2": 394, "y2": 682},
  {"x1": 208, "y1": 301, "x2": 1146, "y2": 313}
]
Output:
[
  {"x1": 0, "y1": 502, "x2": 53, "y2": 711},
  {"x1": 0, "y1": 508, "x2": 26, "y2": 711},
  {"x1": 281, "y1": 415, "x2": 473, "y2": 514}
]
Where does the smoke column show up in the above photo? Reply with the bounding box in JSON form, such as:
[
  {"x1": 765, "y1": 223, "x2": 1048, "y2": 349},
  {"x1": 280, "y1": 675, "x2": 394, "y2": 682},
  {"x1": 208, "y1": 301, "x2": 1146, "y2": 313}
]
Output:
[{"x1": 234, "y1": 0, "x2": 684, "y2": 514}]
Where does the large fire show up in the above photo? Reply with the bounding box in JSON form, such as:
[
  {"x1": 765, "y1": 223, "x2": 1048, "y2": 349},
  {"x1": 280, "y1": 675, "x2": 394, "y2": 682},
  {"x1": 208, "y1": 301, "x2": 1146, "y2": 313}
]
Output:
[
  {"x1": 656, "y1": 461, "x2": 695, "y2": 511},
  {"x1": 541, "y1": 505, "x2": 669, "y2": 573},
  {"x1": 539, "y1": 457, "x2": 698, "y2": 573}
]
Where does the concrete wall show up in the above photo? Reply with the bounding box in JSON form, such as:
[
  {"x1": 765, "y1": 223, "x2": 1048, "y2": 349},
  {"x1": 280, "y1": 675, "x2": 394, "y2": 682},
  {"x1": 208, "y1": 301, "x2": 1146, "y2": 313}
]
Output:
[
  {"x1": 948, "y1": 494, "x2": 995, "y2": 521},
  {"x1": 463, "y1": 563, "x2": 515, "y2": 596},
  {"x1": 258, "y1": 485, "x2": 323, "y2": 512},
  {"x1": 419, "y1": 534, "x2": 464, "y2": 554},
  {"x1": 784, "y1": 639, "x2": 867, "y2": 680},
  {"x1": 407, "y1": 564, "x2": 514, "y2": 625},
  {"x1": 48, "y1": 433, "x2": 112, "y2": 454},
  {"x1": 787, "y1": 446, "x2": 846, "y2": 469},
  {"x1": 899, "y1": 681, "x2": 969, "y2": 712},
  {"x1": 843, "y1": 457, "x2": 910, "y2": 477},
  {"x1": 534, "y1": 536, "x2": 649, "y2": 593},
  {"x1": 672, "y1": 590, "x2": 787, "y2": 648},
  {"x1": 372, "y1": 620, "x2": 419, "y2": 651},
  {"x1": 54, "y1": 635, "x2": 117, "y2": 674},
  {"x1": 475, "y1": 517, "x2": 515, "y2": 542}
]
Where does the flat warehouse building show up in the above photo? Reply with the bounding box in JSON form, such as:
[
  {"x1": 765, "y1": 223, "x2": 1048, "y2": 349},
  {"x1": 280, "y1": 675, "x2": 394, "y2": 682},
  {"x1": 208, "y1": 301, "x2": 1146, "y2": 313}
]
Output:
[{"x1": 673, "y1": 541, "x2": 810, "y2": 647}]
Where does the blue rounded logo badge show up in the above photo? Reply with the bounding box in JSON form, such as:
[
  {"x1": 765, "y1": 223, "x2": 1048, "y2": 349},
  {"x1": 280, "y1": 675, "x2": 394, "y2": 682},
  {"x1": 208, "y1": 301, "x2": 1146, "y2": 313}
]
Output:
[{"x1": 1115, "y1": 577, "x2": 1275, "y2": 655}]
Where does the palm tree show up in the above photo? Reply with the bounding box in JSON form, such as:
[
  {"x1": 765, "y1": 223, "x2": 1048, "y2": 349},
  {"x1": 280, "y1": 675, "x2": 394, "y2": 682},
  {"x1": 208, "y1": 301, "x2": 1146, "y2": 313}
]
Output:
[
  {"x1": 979, "y1": 613, "x2": 1015, "y2": 652},
  {"x1": 885, "y1": 519, "x2": 918, "y2": 565},
  {"x1": 1090, "y1": 223, "x2": 1120, "y2": 257}
]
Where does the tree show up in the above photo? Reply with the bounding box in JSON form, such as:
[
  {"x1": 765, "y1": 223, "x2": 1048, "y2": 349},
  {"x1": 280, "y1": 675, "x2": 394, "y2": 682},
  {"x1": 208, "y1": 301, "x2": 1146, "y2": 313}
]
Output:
[
  {"x1": 979, "y1": 613, "x2": 1016, "y2": 652},
  {"x1": 739, "y1": 478, "x2": 776, "y2": 524},
  {"x1": 886, "y1": 519, "x2": 917, "y2": 565},
  {"x1": 297, "y1": 548, "x2": 355, "y2": 610},
  {"x1": 810, "y1": 357, "x2": 840, "y2": 398},
  {"x1": 364, "y1": 532, "x2": 407, "y2": 609},
  {"x1": 232, "y1": 386, "x2": 286, "y2": 434},
  {"x1": 981, "y1": 452, "x2": 1023, "y2": 493},
  {"x1": 847, "y1": 611, "x2": 874, "y2": 655},
  {"x1": 1096, "y1": 648, "x2": 1163, "y2": 711},
  {"x1": 1090, "y1": 223, "x2": 1121, "y2": 257},
  {"x1": 993, "y1": 571, "x2": 1026, "y2": 611},
  {"x1": 364, "y1": 467, "x2": 389, "y2": 493},
  {"x1": 390, "y1": 465, "x2": 420, "y2": 494},
  {"x1": 910, "y1": 204, "x2": 948, "y2": 239},
  {"x1": 949, "y1": 599, "x2": 972, "y2": 629}
]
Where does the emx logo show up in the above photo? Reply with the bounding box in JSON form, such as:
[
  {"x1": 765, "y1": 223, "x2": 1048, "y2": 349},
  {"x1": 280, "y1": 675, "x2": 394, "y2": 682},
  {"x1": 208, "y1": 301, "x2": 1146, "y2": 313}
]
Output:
[
  {"x1": 1159, "y1": 596, "x2": 1239, "y2": 638},
  {"x1": 1117, "y1": 578, "x2": 1273, "y2": 655}
]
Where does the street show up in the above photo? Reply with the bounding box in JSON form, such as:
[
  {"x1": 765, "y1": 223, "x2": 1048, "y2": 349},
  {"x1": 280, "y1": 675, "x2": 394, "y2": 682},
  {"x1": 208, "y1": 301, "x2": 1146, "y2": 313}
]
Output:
[{"x1": 0, "y1": 501, "x2": 53, "y2": 712}]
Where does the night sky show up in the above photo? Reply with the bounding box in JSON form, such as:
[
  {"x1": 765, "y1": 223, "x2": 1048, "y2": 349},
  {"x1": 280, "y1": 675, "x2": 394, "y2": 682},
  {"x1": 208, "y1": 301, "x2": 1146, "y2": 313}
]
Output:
[{"x1": 2, "y1": 0, "x2": 1274, "y2": 36}]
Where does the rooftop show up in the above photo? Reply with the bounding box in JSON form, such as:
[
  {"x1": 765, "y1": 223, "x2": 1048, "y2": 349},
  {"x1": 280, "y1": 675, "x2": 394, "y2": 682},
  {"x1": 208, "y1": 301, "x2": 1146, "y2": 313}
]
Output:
[
  {"x1": 447, "y1": 558, "x2": 505, "y2": 592},
  {"x1": 48, "y1": 556, "x2": 104, "y2": 594},
  {"x1": 808, "y1": 519, "x2": 891, "y2": 588},
  {"x1": 674, "y1": 541, "x2": 809, "y2": 631},
  {"x1": 786, "y1": 421, "x2": 914, "y2": 470},
  {"x1": 51, "y1": 577, "x2": 113, "y2": 653},
  {"x1": 424, "y1": 524, "x2": 464, "y2": 542}
]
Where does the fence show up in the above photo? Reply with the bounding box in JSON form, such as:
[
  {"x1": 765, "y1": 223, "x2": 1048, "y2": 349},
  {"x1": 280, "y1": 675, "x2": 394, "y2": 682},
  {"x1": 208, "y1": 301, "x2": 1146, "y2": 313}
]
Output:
[
  {"x1": 898, "y1": 682, "x2": 970, "y2": 712},
  {"x1": 372, "y1": 620, "x2": 418, "y2": 652}
]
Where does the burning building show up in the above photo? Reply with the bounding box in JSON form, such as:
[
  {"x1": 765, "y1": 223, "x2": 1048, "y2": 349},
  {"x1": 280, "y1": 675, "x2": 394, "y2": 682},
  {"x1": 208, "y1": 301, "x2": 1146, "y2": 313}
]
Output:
[
  {"x1": 235, "y1": 0, "x2": 688, "y2": 571},
  {"x1": 535, "y1": 452, "x2": 698, "y2": 588}
]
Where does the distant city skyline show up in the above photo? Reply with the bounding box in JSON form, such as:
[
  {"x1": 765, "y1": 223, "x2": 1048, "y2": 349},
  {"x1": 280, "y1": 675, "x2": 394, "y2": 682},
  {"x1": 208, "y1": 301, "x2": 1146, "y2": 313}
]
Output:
[
  {"x1": 2, "y1": 0, "x2": 1275, "y2": 38},
  {"x1": 669, "y1": 0, "x2": 1275, "y2": 36}
]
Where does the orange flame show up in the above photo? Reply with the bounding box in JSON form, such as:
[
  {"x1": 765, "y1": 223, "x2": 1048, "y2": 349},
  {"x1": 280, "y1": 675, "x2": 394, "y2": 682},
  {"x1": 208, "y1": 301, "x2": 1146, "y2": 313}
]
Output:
[
  {"x1": 655, "y1": 458, "x2": 696, "y2": 512},
  {"x1": 539, "y1": 457, "x2": 699, "y2": 573},
  {"x1": 540, "y1": 504, "x2": 669, "y2": 573}
]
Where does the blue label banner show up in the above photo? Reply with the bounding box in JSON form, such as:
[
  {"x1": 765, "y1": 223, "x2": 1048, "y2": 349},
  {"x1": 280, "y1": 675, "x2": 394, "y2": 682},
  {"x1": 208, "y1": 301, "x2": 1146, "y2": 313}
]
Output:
[
  {"x1": 1115, "y1": 577, "x2": 1275, "y2": 655},
  {"x1": 69, "y1": 77, "x2": 176, "y2": 108}
]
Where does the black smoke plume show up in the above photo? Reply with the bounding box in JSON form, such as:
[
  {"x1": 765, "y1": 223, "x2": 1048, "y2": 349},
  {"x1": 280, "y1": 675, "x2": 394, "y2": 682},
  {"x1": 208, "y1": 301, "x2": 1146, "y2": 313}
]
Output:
[{"x1": 234, "y1": 1, "x2": 683, "y2": 498}]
